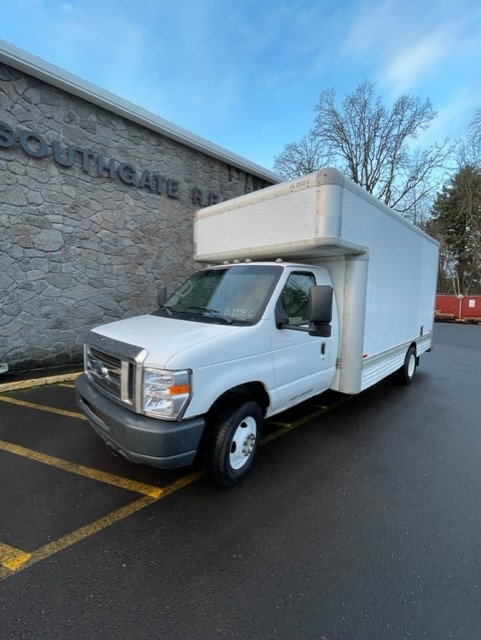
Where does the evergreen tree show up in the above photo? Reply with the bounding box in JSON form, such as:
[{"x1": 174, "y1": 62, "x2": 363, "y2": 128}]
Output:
[{"x1": 429, "y1": 165, "x2": 481, "y2": 294}]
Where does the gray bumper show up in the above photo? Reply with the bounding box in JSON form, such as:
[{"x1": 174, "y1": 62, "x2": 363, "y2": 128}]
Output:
[{"x1": 75, "y1": 374, "x2": 205, "y2": 469}]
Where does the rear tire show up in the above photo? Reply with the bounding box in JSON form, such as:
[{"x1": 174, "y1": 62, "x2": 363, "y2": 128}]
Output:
[
  {"x1": 397, "y1": 345, "x2": 417, "y2": 385},
  {"x1": 205, "y1": 400, "x2": 263, "y2": 487}
]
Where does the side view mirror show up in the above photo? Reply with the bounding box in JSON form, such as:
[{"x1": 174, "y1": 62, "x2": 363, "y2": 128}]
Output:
[
  {"x1": 275, "y1": 299, "x2": 289, "y2": 329},
  {"x1": 158, "y1": 286, "x2": 168, "y2": 307},
  {"x1": 308, "y1": 285, "x2": 333, "y2": 337}
]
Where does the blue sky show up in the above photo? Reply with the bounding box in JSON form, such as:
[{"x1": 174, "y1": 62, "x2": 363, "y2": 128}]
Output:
[{"x1": 1, "y1": 0, "x2": 480, "y2": 170}]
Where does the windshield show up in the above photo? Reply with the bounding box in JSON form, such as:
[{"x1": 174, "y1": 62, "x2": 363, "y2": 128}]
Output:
[{"x1": 155, "y1": 264, "x2": 282, "y2": 325}]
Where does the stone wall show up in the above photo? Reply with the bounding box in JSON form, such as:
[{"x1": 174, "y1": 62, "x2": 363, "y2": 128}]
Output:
[{"x1": 0, "y1": 63, "x2": 272, "y2": 373}]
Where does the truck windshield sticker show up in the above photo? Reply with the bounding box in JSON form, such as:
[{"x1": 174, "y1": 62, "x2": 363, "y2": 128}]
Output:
[{"x1": 224, "y1": 307, "x2": 256, "y2": 320}]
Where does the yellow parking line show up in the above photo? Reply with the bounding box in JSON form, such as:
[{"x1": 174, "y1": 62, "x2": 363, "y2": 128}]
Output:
[
  {"x1": 23, "y1": 495, "x2": 158, "y2": 571},
  {"x1": 0, "y1": 542, "x2": 32, "y2": 572},
  {"x1": 0, "y1": 394, "x2": 87, "y2": 420},
  {"x1": 0, "y1": 439, "x2": 163, "y2": 498},
  {"x1": 261, "y1": 426, "x2": 293, "y2": 444},
  {"x1": 263, "y1": 396, "x2": 350, "y2": 444}
]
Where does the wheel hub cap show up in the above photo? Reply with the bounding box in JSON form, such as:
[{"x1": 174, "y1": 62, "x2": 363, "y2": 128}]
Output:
[{"x1": 230, "y1": 417, "x2": 257, "y2": 470}]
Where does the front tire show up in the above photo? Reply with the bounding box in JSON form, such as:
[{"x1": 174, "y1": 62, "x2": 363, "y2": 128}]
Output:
[
  {"x1": 397, "y1": 345, "x2": 417, "y2": 385},
  {"x1": 205, "y1": 400, "x2": 263, "y2": 487}
]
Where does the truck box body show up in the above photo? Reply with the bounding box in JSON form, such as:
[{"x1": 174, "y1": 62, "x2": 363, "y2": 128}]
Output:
[
  {"x1": 195, "y1": 167, "x2": 439, "y2": 394},
  {"x1": 75, "y1": 168, "x2": 439, "y2": 485}
]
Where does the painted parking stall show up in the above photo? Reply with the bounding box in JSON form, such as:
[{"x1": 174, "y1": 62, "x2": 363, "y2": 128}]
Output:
[{"x1": 0, "y1": 374, "x2": 345, "y2": 581}]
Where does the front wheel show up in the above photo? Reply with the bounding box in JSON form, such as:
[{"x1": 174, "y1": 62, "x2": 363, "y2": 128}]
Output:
[
  {"x1": 397, "y1": 345, "x2": 417, "y2": 385},
  {"x1": 205, "y1": 400, "x2": 263, "y2": 487}
]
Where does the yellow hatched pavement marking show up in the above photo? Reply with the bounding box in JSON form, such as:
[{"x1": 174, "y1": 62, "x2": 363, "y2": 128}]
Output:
[
  {"x1": 0, "y1": 380, "x2": 350, "y2": 581},
  {"x1": 0, "y1": 438, "x2": 204, "y2": 581},
  {"x1": 0, "y1": 470, "x2": 204, "y2": 581},
  {"x1": 0, "y1": 394, "x2": 87, "y2": 420},
  {"x1": 0, "y1": 542, "x2": 32, "y2": 572}
]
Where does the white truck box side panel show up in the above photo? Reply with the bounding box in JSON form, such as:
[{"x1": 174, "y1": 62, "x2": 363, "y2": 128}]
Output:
[{"x1": 339, "y1": 187, "x2": 438, "y2": 359}]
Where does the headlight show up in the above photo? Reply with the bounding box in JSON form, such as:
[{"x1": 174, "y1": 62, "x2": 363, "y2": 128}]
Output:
[{"x1": 143, "y1": 368, "x2": 191, "y2": 420}]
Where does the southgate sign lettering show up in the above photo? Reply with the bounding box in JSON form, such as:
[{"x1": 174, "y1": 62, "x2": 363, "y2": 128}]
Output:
[{"x1": 0, "y1": 121, "x2": 220, "y2": 206}]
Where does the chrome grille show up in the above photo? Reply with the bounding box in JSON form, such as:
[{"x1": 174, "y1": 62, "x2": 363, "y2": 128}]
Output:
[
  {"x1": 84, "y1": 331, "x2": 147, "y2": 410},
  {"x1": 86, "y1": 346, "x2": 122, "y2": 400}
]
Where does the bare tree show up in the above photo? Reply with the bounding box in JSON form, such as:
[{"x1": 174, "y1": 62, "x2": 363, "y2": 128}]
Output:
[
  {"x1": 465, "y1": 108, "x2": 481, "y2": 166},
  {"x1": 468, "y1": 108, "x2": 481, "y2": 145},
  {"x1": 274, "y1": 81, "x2": 454, "y2": 216},
  {"x1": 273, "y1": 132, "x2": 330, "y2": 180}
]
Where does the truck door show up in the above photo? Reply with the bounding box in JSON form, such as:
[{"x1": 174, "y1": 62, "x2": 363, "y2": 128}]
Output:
[{"x1": 270, "y1": 271, "x2": 334, "y2": 413}]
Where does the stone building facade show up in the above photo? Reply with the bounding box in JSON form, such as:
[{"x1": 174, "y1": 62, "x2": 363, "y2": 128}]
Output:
[{"x1": 0, "y1": 42, "x2": 278, "y2": 374}]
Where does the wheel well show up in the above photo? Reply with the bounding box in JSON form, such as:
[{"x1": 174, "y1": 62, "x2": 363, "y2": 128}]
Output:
[
  {"x1": 409, "y1": 342, "x2": 419, "y2": 364},
  {"x1": 208, "y1": 382, "x2": 270, "y2": 419},
  {"x1": 196, "y1": 383, "x2": 270, "y2": 464}
]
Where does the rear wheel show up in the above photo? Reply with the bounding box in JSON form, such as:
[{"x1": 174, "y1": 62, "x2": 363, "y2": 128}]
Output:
[
  {"x1": 205, "y1": 400, "x2": 263, "y2": 487},
  {"x1": 398, "y1": 345, "x2": 417, "y2": 385}
]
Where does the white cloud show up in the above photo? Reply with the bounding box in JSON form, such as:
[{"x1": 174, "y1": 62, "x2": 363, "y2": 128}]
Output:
[
  {"x1": 383, "y1": 27, "x2": 452, "y2": 94},
  {"x1": 342, "y1": 0, "x2": 394, "y2": 57},
  {"x1": 51, "y1": 4, "x2": 147, "y2": 83},
  {"x1": 419, "y1": 86, "x2": 480, "y2": 146}
]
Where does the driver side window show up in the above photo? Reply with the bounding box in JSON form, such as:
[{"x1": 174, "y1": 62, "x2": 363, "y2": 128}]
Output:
[{"x1": 280, "y1": 272, "x2": 316, "y2": 325}]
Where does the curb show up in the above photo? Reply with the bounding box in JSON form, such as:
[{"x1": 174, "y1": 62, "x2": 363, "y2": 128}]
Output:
[{"x1": 0, "y1": 372, "x2": 82, "y2": 393}]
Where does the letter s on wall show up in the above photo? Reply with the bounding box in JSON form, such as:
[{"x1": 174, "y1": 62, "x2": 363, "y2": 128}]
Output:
[{"x1": 0, "y1": 121, "x2": 14, "y2": 148}]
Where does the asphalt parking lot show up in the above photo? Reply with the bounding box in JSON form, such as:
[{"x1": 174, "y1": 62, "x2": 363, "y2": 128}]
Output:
[
  {"x1": 1, "y1": 323, "x2": 480, "y2": 640},
  {"x1": 0, "y1": 368, "x2": 350, "y2": 583}
]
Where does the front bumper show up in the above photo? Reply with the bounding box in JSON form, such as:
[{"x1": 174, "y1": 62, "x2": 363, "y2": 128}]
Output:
[{"x1": 75, "y1": 374, "x2": 205, "y2": 469}]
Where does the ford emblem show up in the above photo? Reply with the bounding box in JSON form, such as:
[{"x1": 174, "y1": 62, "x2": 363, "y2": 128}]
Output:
[{"x1": 90, "y1": 358, "x2": 110, "y2": 379}]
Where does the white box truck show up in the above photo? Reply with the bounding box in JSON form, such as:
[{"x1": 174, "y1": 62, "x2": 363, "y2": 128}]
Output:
[{"x1": 75, "y1": 168, "x2": 439, "y2": 486}]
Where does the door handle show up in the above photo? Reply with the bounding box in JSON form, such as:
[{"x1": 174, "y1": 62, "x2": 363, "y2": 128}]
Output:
[{"x1": 320, "y1": 342, "x2": 326, "y2": 356}]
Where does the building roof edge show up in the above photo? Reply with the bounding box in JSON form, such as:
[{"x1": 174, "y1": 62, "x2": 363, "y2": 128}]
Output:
[{"x1": 0, "y1": 39, "x2": 281, "y2": 184}]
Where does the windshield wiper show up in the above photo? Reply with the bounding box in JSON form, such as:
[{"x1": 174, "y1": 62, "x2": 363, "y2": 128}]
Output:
[
  {"x1": 184, "y1": 306, "x2": 233, "y2": 324},
  {"x1": 158, "y1": 305, "x2": 172, "y2": 316}
]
